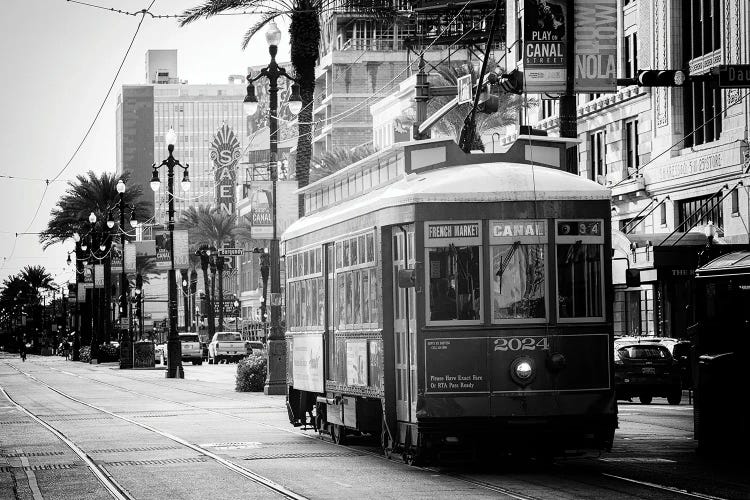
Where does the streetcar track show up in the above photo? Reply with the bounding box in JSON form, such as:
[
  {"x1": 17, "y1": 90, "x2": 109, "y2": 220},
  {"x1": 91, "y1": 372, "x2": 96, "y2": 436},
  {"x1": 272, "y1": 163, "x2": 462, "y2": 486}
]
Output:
[
  {"x1": 0, "y1": 385, "x2": 134, "y2": 500},
  {"x1": 1, "y1": 362, "x2": 309, "y2": 500},
  {"x1": 4, "y1": 359, "x2": 731, "y2": 500}
]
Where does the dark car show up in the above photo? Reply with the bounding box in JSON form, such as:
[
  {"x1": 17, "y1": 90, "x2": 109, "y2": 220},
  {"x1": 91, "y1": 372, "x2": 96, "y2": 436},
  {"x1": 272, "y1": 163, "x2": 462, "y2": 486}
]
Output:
[{"x1": 614, "y1": 341, "x2": 682, "y2": 405}]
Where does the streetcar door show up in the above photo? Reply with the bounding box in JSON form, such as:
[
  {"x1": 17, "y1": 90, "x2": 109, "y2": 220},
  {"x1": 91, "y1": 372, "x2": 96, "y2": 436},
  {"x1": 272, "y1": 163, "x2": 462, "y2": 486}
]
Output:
[{"x1": 393, "y1": 226, "x2": 417, "y2": 423}]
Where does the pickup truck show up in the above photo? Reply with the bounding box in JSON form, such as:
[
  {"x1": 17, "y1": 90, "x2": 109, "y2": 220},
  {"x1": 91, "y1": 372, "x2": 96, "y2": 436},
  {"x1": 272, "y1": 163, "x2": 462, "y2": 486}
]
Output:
[
  {"x1": 159, "y1": 333, "x2": 203, "y2": 366},
  {"x1": 208, "y1": 331, "x2": 247, "y2": 364}
]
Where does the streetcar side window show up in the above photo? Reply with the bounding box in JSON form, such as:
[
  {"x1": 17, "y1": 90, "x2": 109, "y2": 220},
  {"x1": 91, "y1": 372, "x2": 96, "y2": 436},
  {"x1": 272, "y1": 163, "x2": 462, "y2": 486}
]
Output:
[
  {"x1": 555, "y1": 220, "x2": 605, "y2": 321},
  {"x1": 489, "y1": 220, "x2": 547, "y2": 322},
  {"x1": 425, "y1": 221, "x2": 483, "y2": 324}
]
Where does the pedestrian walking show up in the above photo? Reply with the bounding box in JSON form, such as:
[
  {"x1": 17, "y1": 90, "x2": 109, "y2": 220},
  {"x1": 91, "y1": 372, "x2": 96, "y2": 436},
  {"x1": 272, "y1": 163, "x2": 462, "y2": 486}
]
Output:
[
  {"x1": 20, "y1": 345, "x2": 26, "y2": 362},
  {"x1": 62, "y1": 341, "x2": 71, "y2": 360}
]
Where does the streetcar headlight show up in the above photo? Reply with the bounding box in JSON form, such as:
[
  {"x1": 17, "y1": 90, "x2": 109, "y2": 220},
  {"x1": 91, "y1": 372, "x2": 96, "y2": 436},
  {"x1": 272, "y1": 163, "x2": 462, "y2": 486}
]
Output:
[
  {"x1": 515, "y1": 361, "x2": 533, "y2": 379},
  {"x1": 510, "y1": 357, "x2": 536, "y2": 385}
]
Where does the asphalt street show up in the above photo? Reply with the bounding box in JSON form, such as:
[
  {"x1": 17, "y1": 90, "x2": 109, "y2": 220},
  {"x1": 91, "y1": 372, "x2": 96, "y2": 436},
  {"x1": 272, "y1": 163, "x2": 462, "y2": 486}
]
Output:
[{"x1": 0, "y1": 353, "x2": 747, "y2": 500}]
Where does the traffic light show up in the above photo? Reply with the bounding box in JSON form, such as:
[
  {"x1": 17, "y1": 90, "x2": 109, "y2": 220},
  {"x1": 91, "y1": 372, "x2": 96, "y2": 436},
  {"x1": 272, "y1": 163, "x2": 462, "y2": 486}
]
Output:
[
  {"x1": 636, "y1": 70, "x2": 687, "y2": 87},
  {"x1": 497, "y1": 69, "x2": 523, "y2": 94}
]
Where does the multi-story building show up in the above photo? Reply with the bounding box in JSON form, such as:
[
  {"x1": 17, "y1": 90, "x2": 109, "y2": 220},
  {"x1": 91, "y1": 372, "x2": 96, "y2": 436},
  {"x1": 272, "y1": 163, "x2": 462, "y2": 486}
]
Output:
[
  {"x1": 116, "y1": 50, "x2": 257, "y2": 332},
  {"x1": 508, "y1": 0, "x2": 750, "y2": 338}
]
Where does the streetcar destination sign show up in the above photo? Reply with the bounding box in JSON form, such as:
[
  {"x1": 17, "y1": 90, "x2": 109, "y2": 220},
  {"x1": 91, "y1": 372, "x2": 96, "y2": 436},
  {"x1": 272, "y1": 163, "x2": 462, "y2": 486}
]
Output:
[
  {"x1": 718, "y1": 65, "x2": 750, "y2": 88},
  {"x1": 428, "y1": 223, "x2": 479, "y2": 239}
]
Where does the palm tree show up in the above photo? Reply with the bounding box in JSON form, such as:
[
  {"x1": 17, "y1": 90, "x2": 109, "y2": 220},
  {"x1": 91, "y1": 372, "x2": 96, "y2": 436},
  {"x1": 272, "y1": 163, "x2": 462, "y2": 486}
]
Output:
[
  {"x1": 179, "y1": 206, "x2": 236, "y2": 332},
  {"x1": 39, "y1": 171, "x2": 149, "y2": 354},
  {"x1": 19, "y1": 266, "x2": 54, "y2": 334},
  {"x1": 398, "y1": 62, "x2": 535, "y2": 151},
  {"x1": 180, "y1": 0, "x2": 394, "y2": 217},
  {"x1": 309, "y1": 144, "x2": 376, "y2": 183}
]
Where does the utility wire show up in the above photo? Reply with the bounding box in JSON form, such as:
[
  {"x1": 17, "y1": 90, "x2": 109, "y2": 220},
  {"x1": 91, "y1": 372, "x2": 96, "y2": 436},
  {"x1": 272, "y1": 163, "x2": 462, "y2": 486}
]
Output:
[{"x1": 1, "y1": 3, "x2": 156, "y2": 277}]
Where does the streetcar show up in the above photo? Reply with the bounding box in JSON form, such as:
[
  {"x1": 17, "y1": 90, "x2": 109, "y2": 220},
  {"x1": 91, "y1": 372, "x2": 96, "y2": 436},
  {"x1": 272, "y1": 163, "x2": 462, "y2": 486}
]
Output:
[{"x1": 283, "y1": 135, "x2": 617, "y2": 462}]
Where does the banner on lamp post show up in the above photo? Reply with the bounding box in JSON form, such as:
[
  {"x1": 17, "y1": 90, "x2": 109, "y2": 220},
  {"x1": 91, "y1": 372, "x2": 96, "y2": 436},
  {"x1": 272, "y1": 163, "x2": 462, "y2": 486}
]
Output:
[
  {"x1": 243, "y1": 180, "x2": 299, "y2": 240},
  {"x1": 124, "y1": 242, "x2": 137, "y2": 273},
  {"x1": 111, "y1": 242, "x2": 123, "y2": 273},
  {"x1": 523, "y1": 0, "x2": 568, "y2": 93},
  {"x1": 154, "y1": 229, "x2": 189, "y2": 269},
  {"x1": 573, "y1": 0, "x2": 617, "y2": 92},
  {"x1": 94, "y1": 265, "x2": 104, "y2": 287}
]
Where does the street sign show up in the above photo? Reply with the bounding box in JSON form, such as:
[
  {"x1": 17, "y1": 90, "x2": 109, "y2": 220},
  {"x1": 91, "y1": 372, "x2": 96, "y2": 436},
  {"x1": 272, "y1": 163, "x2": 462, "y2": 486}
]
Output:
[
  {"x1": 457, "y1": 74, "x2": 472, "y2": 104},
  {"x1": 718, "y1": 65, "x2": 750, "y2": 88},
  {"x1": 218, "y1": 248, "x2": 244, "y2": 256}
]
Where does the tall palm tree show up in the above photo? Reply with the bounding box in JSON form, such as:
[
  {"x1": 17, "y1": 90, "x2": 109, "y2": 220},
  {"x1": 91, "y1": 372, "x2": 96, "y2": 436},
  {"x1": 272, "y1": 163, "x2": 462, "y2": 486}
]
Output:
[
  {"x1": 179, "y1": 207, "x2": 236, "y2": 332},
  {"x1": 40, "y1": 171, "x2": 149, "y2": 354},
  {"x1": 180, "y1": 0, "x2": 394, "y2": 217},
  {"x1": 309, "y1": 144, "x2": 376, "y2": 183},
  {"x1": 19, "y1": 265, "x2": 54, "y2": 333},
  {"x1": 398, "y1": 62, "x2": 535, "y2": 151}
]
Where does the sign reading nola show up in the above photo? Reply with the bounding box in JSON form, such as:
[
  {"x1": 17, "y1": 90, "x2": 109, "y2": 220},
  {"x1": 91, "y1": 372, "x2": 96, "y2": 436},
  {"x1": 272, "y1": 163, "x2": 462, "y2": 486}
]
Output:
[{"x1": 210, "y1": 124, "x2": 242, "y2": 216}]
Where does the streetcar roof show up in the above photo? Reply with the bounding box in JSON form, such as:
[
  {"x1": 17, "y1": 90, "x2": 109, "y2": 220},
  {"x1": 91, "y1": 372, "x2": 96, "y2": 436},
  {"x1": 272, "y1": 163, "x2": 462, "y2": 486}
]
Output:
[{"x1": 283, "y1": 161, "x2": 610, "y2": 241}]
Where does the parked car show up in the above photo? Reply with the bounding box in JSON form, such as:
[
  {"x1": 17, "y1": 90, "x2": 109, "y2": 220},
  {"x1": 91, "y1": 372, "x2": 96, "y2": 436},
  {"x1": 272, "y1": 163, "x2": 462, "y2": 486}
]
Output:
[
  {"x1": 158, "y1": 333, "x2": 204, "y2": 366},
  {"x1": 614, "y1": 338, "x2": 682, "y2": 405},
  {"x1": 246, "y1": 341, "x2": 265, "y2": 356},
  {"x1": 208, "y1": 331, "x2": 247, "y2": 364}
]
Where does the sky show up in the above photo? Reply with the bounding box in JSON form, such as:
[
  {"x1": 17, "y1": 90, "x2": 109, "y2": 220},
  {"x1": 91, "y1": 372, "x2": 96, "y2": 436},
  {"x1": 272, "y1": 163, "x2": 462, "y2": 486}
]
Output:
[{"x1": 0, "y1": 0, "x2": 291, "y2": 289}]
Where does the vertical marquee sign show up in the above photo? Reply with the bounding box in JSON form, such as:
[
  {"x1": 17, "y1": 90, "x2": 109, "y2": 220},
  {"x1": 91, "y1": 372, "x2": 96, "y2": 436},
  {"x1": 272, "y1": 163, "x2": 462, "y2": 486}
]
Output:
[
  {"x1": 210, "y1": 124, "x2": 241, "y2": 216},
  {"x1": 573, "y1": 0, "x2": 617, "y2": 92}
]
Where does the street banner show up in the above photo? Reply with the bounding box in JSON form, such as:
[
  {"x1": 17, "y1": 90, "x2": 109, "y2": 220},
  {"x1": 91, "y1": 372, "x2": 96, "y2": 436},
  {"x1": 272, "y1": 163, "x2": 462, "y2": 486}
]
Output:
[
  {"x1": 243, "y1": 180, "x2": 299, "y2": 240},
  {"x1": 523, "y1": 0, "x2": 568, "y2": 93},
  {"x1": 211, "y1": 123, "x2": 241, "y2": 217},
  {"x1": 111, "y1": 242, "x2": 123, "y2": 273},
  {"x1": 292, "y1": 334, "x2": 324, "y2": 393},
  {"x1": 573, "y1": 0, "x2": 617, "y2": 92},
  {"x1": 94, "y1": 265, "x2": 104, "y2": 287},
  {"x1": 154, "y1": 229, "x2": 189, "y2": 269},
  {"x1": 77, "y1": 282, "x2": 87, "y2": 301},
  {"x1": 124, "y1": 242, "x2": 137, "y2": 273},
  {"x1": 135, "y1": 240, "x2": 156, "y2": 258},
  {"x1": 83, "y1": 265, "x2": 94, "y2": 289}
]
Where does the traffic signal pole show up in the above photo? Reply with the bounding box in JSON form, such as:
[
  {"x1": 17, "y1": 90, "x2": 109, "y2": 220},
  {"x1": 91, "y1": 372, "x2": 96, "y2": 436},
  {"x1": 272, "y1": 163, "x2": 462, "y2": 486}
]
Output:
[{"x1": 558, "y1": 0, "x2": 578, "y2": 173}]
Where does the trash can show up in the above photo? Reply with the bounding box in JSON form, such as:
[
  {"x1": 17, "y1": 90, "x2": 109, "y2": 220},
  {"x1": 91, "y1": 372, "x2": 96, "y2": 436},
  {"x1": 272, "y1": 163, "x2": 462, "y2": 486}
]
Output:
[
  {"x1": 133, "y1": 341, "x2": 155, "y2": 368},
  {"x1": 695, "y1": 352, "x2": 738, "y2": 454}
]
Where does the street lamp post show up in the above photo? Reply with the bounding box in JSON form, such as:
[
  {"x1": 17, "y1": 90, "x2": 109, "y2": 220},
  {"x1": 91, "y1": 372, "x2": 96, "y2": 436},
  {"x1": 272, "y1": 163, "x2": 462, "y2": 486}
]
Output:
[
  {"x1": 110, "y1": 179, "x2": 137, "y2": 368},
  {"x1": 151, "y1": 128, "x2": 191, "y2": 379},
  {"x1": 244, "y1": 20, "x2": 302, "y2": 395}
]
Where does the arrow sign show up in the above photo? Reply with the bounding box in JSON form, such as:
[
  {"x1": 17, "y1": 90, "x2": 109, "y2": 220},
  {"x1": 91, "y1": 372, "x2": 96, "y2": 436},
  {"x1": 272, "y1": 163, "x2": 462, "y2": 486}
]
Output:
[
  {"x1": 718, "y1": 65, "x2": 750, "y2": 88},
  {"x1": 218, "y1": 248, "x2": 244, "y2": 256}
]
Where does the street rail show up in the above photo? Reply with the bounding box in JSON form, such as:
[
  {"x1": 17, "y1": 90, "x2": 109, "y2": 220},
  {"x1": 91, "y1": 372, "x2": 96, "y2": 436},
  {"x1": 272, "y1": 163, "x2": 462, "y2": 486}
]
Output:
[
  {"x1": 16, "y1": 359, "x2": 731, "y2": 500},
  {"x1": 1, "y1": 362, "x2": 309, "y2": 500}
]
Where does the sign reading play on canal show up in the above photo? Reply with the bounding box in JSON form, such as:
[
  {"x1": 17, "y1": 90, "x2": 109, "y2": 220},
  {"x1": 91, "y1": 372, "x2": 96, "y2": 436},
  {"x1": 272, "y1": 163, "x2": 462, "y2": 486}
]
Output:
[{"x1": 718, "y1": 65, "x2": 750, "y2": 88}]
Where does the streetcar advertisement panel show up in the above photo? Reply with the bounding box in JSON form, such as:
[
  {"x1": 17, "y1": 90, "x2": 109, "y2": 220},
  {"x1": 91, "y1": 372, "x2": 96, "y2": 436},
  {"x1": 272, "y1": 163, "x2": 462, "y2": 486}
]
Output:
[
  {"x1": 424, "y1": 334, "x2": 610, "y2": 394},
  {"x1": 292, "y1": 335, "x2": 324, "y2": 393}
]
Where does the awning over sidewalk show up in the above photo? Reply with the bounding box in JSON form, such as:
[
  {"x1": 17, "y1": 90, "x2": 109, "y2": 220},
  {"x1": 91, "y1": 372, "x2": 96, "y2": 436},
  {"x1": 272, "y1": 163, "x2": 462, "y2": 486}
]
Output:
[{"x1": 696, "y1": 251, "x2": 750, "y2": 279}]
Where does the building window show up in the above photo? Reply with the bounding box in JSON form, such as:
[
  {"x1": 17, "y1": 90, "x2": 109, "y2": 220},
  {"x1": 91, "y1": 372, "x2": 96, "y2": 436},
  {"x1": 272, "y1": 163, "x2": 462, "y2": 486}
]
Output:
[
  {"x1": 624, "y1": 119, "x2": 639, "y2": 173},
  {"x1": 619, "y1": 217, "x2": 645, "y2": 235},
  {"x1": 541, "y1": 99, "x2": 557, "y2": 120},
  {"x1": 624, "y1": 32, "x2": 638, "y2": 79},
  {"x1": 731, "y1": 189, "x2": 739, "y2": 215},
  {"x1": 678, "y1": 194, "x2": 723, "y2": 232},
  {"x1": 589, "y1": 129, "x2": 606, "y2": 182},
  {"x1": 682, "y1": 0, "x2": 722, "y2": 147},
  {"x1": 660, "y1": 203, "x2": 667, "y2": 226}
]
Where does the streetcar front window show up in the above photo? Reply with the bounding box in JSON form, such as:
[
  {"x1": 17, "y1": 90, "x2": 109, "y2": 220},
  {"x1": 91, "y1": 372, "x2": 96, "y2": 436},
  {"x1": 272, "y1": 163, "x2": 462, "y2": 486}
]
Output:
[
  {"x1": 555, "y1": 220, "x2": 605, "y2": 320},
  {"x1": 491, "y1": 243, "x2": 546, "y2": 320},
  {"x1": 428, "y1": 245, "x2": 481, "y2": 322}
]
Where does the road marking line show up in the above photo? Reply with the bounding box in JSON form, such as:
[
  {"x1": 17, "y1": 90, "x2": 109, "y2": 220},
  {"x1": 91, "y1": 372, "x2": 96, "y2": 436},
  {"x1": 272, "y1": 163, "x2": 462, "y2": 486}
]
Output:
[{"x1": 602, "y1": 473, "x2": 728, "y2": 499}]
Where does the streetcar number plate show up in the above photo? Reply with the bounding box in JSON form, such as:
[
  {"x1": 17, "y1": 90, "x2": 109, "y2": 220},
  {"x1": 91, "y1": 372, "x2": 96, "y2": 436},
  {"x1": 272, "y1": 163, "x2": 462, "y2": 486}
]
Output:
[
  {"x1": 493, "y1": 337, "x2": 549, "y2": 352},
  {"x1": 642, "y1": 367, "x2": 655, "y2": 374}
]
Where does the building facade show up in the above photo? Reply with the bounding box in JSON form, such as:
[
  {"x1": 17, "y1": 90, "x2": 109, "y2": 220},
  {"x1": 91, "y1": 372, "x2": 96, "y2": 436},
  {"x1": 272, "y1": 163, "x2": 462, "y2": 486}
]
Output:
[{"x1": 515, "y1": 0, "x2": 750, "y2": 338}]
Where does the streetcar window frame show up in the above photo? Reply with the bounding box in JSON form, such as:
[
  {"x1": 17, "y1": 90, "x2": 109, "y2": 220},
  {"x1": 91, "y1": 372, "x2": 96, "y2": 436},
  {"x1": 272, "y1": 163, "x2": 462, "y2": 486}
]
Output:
[
  {"x1": 334, "y1": 230, "x2": 379, "y2": 330},
  {"x1": 424, "y1": 220, "x2": 483, "y2": 326},
  {"x1": 489, "y1": 220, "x2": 549, "y2": 324},
  {"x1": 554, "y1": 219, "x2": 606, "y2": 323},
  {"x1": 286, "y1": 245, "x2": 326, "y2": 331}
]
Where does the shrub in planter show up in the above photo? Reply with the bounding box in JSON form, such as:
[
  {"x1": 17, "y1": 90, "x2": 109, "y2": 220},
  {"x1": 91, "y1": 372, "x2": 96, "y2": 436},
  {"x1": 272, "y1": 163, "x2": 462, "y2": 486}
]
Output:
[
  {"x1": 98, "y1": 343, "x2": 119, "y2": 362},
  {"x1": 79, "y1": 346, "x2": 91, "y2": 363},
  {"x1": 236, "y1": 353, "x2": 267, "y2": 392}
]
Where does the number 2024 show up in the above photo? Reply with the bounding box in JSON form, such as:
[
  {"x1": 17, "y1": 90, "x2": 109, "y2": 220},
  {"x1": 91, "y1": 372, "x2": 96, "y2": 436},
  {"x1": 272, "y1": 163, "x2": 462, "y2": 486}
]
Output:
[{"x1": 494, "y1": 337, "x2": 549, "y2": 352}]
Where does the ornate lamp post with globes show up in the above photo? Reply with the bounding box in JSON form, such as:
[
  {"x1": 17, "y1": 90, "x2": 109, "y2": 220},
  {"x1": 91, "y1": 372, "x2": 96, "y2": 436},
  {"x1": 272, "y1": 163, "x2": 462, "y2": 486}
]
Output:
[
  {"x1": 244, "y1": 20, "x2": 302, "y2": 395},
  {"x1": 150, "y1": 128, "x2": 191, "y2": 379}
]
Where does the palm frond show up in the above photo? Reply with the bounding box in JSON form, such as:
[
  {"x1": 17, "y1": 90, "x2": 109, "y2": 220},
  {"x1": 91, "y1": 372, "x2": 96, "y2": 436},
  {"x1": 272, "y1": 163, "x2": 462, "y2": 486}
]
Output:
[{"x1": 179, "y1": 0, "x2": 253, "y2": 26}]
